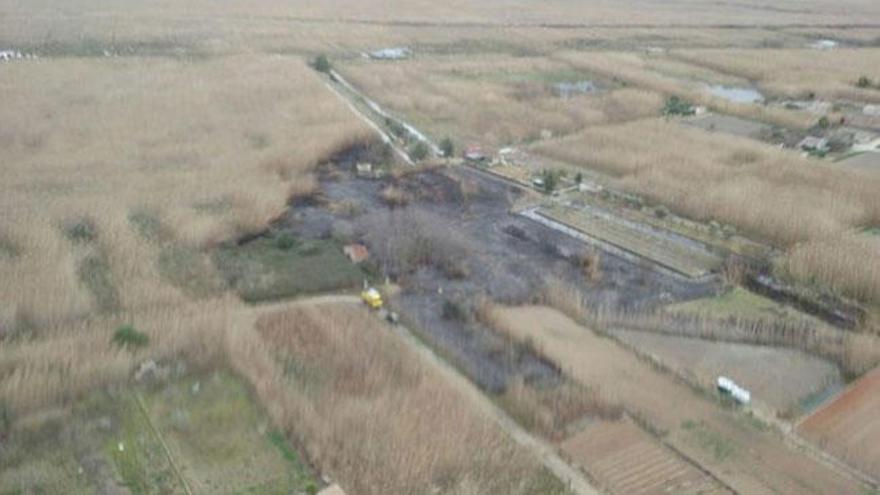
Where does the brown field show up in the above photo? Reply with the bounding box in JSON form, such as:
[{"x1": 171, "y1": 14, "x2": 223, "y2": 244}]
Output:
[
  {"x1": 233, "y1": 301, "x2": 567, "y2": 494},
  {"x1": 612, "y1": 328, "x2": 841, "y2": 415},
  {"x1": 562, "y1": 417, "x2": 729, "y2": 495},
  {"x1": 798, "y1": 367, "x2": 880, "y2": 478},
  {"x1": 489, "y1": 304, "x2": 865, "y2": 494}
]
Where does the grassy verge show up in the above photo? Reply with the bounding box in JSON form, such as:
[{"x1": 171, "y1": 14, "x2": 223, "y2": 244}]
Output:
[{"x1": 666, "y1": 287, "x2": 820, "y2": 324}]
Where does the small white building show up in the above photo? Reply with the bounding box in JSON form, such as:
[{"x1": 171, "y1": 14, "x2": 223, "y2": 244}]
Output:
[
  {"x1": 368, "y1": 47, "x2": 412, "y2": 60},
  {"x1": 798, "y1": 136, "x2": 829, "y2": 152},
  {"x1": 717, "y1": 376, "x2": 751, "y2": 405}
]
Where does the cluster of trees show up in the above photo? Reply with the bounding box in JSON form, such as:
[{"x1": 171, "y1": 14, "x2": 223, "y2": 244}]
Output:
[{"x1": 857, "y1": 75, "x2": 878, "y2": 89}]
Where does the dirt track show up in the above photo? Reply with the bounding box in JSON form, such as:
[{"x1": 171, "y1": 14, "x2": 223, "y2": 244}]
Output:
[{"x1": 493, "y1": 305, "x2": 866, "y2": 495}]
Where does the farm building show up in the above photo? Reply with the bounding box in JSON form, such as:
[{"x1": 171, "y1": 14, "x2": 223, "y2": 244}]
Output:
[
  {"x1": 464, "y1": 145, "x2": 488, "y2": 162},
  {"x1": 343, "y1": 243, "x2": 370, "y2": 264},
  {"x1": 798, "y1": 136, "x2": 829, "y2": 152}
]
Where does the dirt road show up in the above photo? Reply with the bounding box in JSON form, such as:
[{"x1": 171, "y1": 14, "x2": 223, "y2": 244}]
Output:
[{"x1": 493, "y1": 305, "x2": 866, "y2": 495}]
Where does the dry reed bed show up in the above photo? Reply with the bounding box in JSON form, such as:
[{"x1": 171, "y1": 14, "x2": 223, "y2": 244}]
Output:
[
  {"x1": 555, "y1": 51, "x2": 816, "y2": 129},
  {"x1": 533, "y1": 119, "x2": 880, "y2": 245},
  {"x1": 673, "y1": 48, "x2": 880, "y2": 103},
  {"x1": 0, "y1": 55, "x2": 370, "y2": 329},
  {"x1": 230, "y1": 303, "x2": 562, "y2": 494},
  {"x1": 339, "y1": 54, "x2": 664, "y2": 146},
  {"x1": 0, "y1": 297, "x2": 232, "y2": 417},
  {"x1": 532, "y1": 119, "x2": 880, "y2": 303}
]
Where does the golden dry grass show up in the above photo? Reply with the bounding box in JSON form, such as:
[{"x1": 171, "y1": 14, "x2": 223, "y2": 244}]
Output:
[
  {"x1": 555, "y1": 51, "x2": 816, "y2": 128},
  {"x1": 533, "y1": 119, "x2": 880, "y2": 302},
  {"x1": 778, "y1": 234, "x2": 880, "y2": 304},
  {"x1": 534, "y1": 119, "x2": 880, "y2": 245},
  {"x1": 229, "y1": 303, "x2": 564, "y2": 494},
  {"x1": 0, "y1": 55, "x2": 370, "y2": 330},
  {"x1": 674, "y1": 48, "x2": 880, "y2": 103},
  {"x1": 339, "y1": 54, "x2": 664, "y2": 147}
]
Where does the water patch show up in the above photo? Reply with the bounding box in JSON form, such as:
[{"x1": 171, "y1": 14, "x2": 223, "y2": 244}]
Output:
[
  {"x1": 707, "y1": 84, "x2": 764, "y2": 104},
  {"x1": 553, "y1": 80, "x2": 598, "y2": 98}
]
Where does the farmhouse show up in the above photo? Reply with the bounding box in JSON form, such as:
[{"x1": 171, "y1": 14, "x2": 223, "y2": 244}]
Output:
[{"x1": 343, "y1": 243, "x2": 370, "y2": 264}]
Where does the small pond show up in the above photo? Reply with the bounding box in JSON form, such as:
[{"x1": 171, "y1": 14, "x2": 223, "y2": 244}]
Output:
[{"x1": 706, "y1": 84, "x2": 764, "y2": 104}]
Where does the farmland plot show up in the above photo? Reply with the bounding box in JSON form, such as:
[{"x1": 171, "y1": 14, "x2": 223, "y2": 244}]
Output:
[
  {"x1": 562, "y1": 417, "x2": 729, "y2": 495},
  {"x1": 538, "y1": 203, "x2": 722, "y2": 278},
  {"x1": 798, "y1": 367, "x2": 880, "y2": 478},
  {"x1": 489, "y1": 305, "x2": 865, "y2": 494},
  {"x1": 612, "y1": 328, "x2": 842, "y2": 415}
]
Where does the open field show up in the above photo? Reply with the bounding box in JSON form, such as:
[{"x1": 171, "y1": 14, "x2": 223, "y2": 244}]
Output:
[
  {"x1": 798, "y1": 367, "x2": 880, "y2": 478},
  {"x1": 612, "y1": 328, "x2": 841, "y2": 415},
  {"x1": 562, "y1": 417, "x2": 729, "y2": 495},
  {"x1": 489, "y1": 304, "x2": 866, "y2": 494},
  {"x1": 683, "y1": 112, "x2": 773, "y2": 140},
  {"x1": 0, "y1": 370, "x2": 315, "y2": 494},
  {"x1": 839, "y1": 150, "x2": 880, "y2": 172},
  {"x1": 666, "y1": 287, "x2": 825, "y2": 324}
]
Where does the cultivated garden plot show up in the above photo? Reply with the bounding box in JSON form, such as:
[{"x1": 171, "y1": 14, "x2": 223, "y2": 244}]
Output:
[
  {"x1": 0, "y1": 371, "x2": 315, "y2": 495},
  {"x1": 562, "y1": 417, "x2": 730, "y2": 495},
  {"x1": 798, "y1": 367, "x2": 880, "y2": 479},
  {"x1": 489, "y1": 305, "x2": 864, "y2": 495}
]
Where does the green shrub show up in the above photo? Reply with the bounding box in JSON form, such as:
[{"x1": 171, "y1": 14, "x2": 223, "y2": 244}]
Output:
[
  {"x1": 275, "y1": 233, "x2": 297, "y2": 251},
  {"x1": 112, "y1": 325, "x2": 149, "y2": 350},
  {"x1": 817, "y1": 116, "x2": 830, "y2": 129},
  {"x1": 541, "y1": 169, "x2": 560, "y2": 194},
  {"x1": 440, "y1": 137, "x2": 455, "y2": 158},
  {"x1": 306, "y1": 483, "x2": 319, "y2": 495},
  {"x1": 313, "y1": 54, "x2": 331, "y2": 73},
  {"x1": 442, "y1": 300, "x2": 468, "y2": 321},
  {"x1": 410, "y1": 141, "x2": 429, "y2": 161},
  {"x1": 662, "y1": 95, "x2": 695, "y2": 116},
  {"x1": 64, "y1": 219, "x2": 97, "y2": 243},
  {"x1": 857, "y1": 76, "x2": 872, "y2": 88}
]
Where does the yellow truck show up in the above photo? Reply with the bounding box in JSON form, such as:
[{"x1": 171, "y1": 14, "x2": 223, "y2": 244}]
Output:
[{"x1": 360, "y1": 287, "x2": 383, "y2": 309}]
